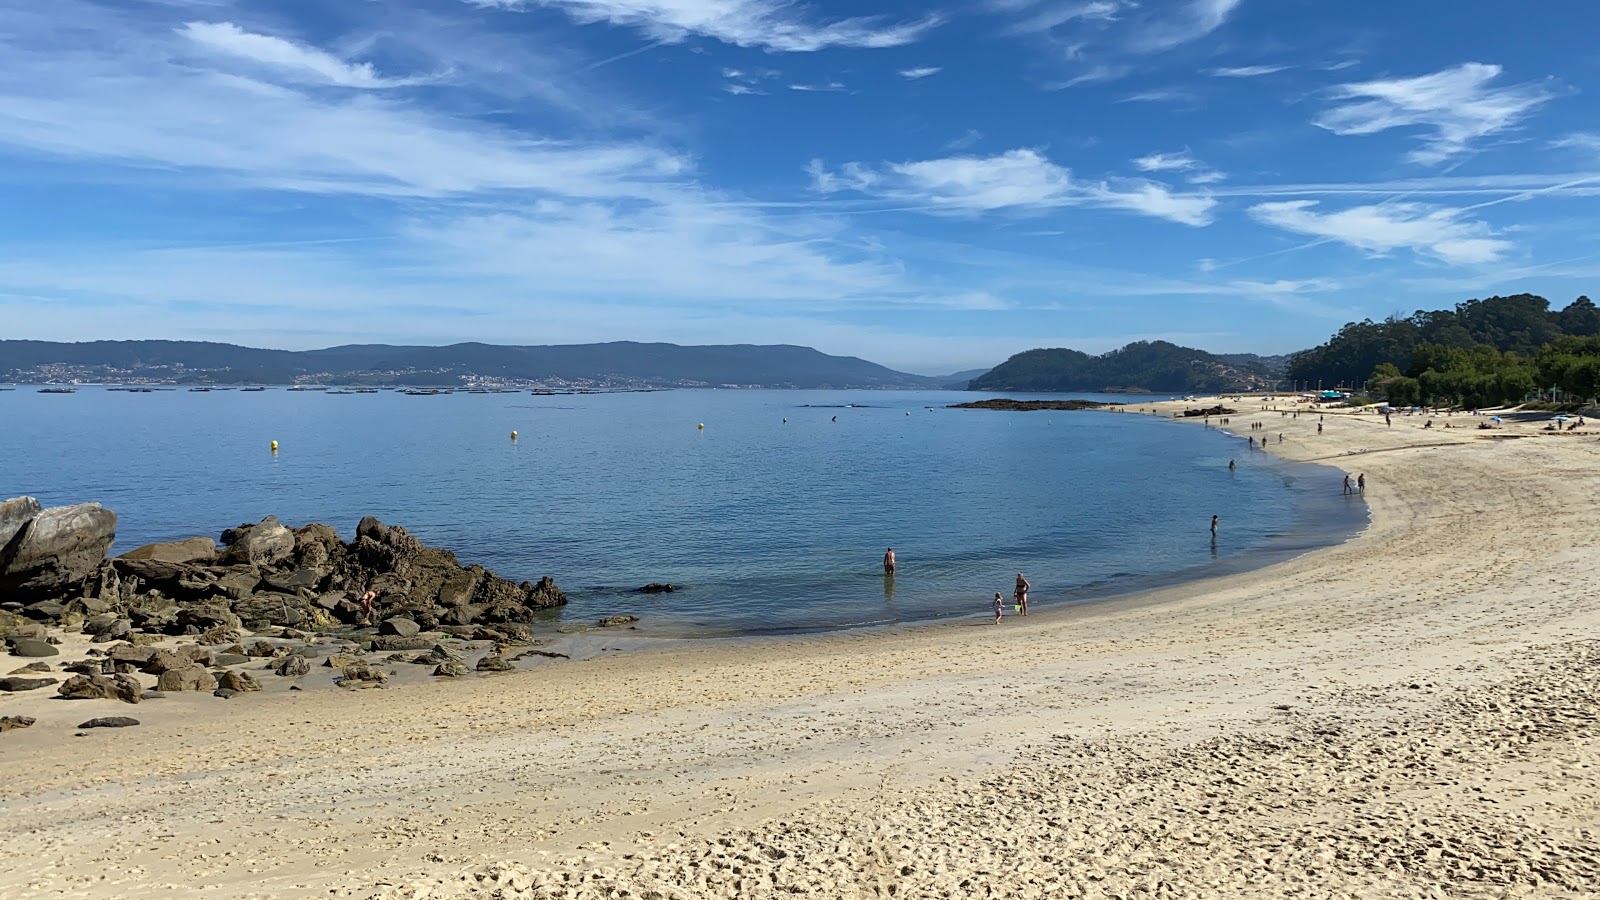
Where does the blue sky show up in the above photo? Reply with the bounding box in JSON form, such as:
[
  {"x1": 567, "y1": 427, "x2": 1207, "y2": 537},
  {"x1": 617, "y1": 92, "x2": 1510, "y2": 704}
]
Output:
[{"x1": 1, "y1": 0, "x2": 1597, "y2": 373}]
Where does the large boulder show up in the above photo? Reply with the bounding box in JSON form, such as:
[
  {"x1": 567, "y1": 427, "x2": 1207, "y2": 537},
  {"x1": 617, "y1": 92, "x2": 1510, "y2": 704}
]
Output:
[
  {"x1": 0, "y1": 676, "x2": 58, "y2": 692},
  {"x1": 0, "y1": 502, "x2": 117, "y2": 596},
  {"x1": 8, "y1": 638, "x2": 58, "y2": 658},
  {"x1": 221, "y1": 516, "x2": 295, "y2": 567},
  {"x1": 217, "y1": 670, "x2": 260, "y2": 693},
  {"x1": 119, "y1": 537, "x2": 216, "y2": 565},
  {"x1": 155, "y1": 666, "x2": 217, "y2": 692},
  {"x1": 58, "y1": 673, "x2": 142, "y2": 703}
]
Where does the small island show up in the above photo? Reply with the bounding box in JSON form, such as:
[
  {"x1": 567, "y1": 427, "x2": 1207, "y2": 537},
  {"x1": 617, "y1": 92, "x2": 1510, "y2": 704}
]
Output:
[{"x1": 948, "y1": 398, "x2": 1116, "y2": 411}]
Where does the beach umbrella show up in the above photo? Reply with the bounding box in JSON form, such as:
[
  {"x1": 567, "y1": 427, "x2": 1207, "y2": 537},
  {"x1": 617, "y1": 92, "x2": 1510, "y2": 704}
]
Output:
[
  {"x1": 1552, "y1": 415, "x2": 1571, "y2": 421},
  {"x1": 1490, "y1": 416, "x2": 1503, "y2": 422}
]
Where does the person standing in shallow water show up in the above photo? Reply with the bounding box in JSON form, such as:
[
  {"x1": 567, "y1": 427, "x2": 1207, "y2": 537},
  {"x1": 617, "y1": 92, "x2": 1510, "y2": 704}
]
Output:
[
  {"x1": 1014, "y1": 573, "x2": 1030, "y2": 616},
  {"x1": 1210, "y1": 515, "x2": 1219, "y2": 536},
  {"x1": 883, "y1": 547, "x2": 896, "y2": 576},
  {"x1": 1358, "y1": 473, "x2": 1366, "y2": 494}
]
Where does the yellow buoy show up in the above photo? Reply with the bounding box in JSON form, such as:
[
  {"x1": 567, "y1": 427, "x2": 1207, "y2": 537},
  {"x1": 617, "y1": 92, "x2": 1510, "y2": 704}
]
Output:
[
  {"x1": 510, "y1": 430, "x2": 518, "y2": 440},
  {"x1": 270, "y1": 440, "x2": 278, "y2": 452},
  {"x1": 697, "y1": 422, "x2": 704, "y2": 430}
]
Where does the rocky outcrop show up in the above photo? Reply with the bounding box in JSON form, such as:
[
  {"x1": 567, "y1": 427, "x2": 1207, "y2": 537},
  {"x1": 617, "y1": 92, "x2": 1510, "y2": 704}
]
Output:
[
  {"x1": 2, "y1": 501, "x2": 568, "y2": 657},
  {"x1": 0, "y1": 501, "x2": 117, "y2": 597},
  {"x1": 58, "y1": 673, "x2": 142, "y2": 703}
]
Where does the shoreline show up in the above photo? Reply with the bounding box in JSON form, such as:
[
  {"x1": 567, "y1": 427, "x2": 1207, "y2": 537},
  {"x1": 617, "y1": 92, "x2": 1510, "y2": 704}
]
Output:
[{"x1": 2, "y1": 396, "x2": 1597, "y2": 899}]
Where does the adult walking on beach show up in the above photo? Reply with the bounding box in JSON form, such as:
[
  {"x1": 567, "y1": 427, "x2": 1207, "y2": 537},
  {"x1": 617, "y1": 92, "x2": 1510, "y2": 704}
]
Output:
[
  {"x1": 1014, "y1": 573, "x2": 1030, "y2": 616},
  {"x1": 1343, "y1": 474, "x2": 1351, "y2": 495},
  {"x1": 1358, "y1": 473, "x2": 1366, "y2": 494},
  {"x1": 883, "y1": 547, "x2": 896, "y2": 576}
]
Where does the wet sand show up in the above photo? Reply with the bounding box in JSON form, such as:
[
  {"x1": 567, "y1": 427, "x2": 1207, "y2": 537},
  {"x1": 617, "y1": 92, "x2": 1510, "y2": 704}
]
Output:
[{"x1": 1, "y1": 399, "x2": 1597, "y2": 899}]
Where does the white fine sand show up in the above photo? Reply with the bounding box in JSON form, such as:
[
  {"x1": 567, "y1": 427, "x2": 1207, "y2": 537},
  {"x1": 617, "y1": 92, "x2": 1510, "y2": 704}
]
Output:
[{"x1": 1, "y1": 399, "x2": 1598, "y2": 899}]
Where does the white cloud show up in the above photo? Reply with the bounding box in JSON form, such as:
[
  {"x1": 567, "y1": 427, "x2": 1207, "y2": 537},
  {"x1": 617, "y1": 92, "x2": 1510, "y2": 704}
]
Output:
[
  {"x1": 899, "y1": 66, "x2": 942, "y2": 80},
  {"x1": 471, "y1": 0, "x2": 941, "y2": 52},
  {"x1": 178, "y1": 22, "x2": 430, "y2": 89},
  {"x1": 1135, "y1": 151, "x2": 1225, "y2": 187},
  {"x1": 810, "y1": 149, "x2": 1217, "y2": 225},
  {"x1": 1552, "y1": 133, "x2": 1600, "y2": 157},
  {"x1": 1128, "y1": 0, "x2": 1242, "y2": 52},
  {"x1": 1204, "y1": 64, "x2": 1287, "y2": 78},
  {"x1": 0, "y1": 8, "x2": 684, "y2": 199},
  {"x1": 788, "y1": 82, "x2": 847, "y2": 92},
  {"x1": 1249, "y1": 200, "x2": 1513, "y2": 265},
  {"x1": 1314, "y1": 62, "x2": 1554, "y2": 165},
  {"x1": 1133, "y1": 151, "x2": 1197, "y2": 172}
]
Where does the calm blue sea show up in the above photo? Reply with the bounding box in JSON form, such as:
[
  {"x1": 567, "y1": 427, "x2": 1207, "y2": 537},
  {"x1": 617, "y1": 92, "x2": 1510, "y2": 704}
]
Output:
[{"x1": 0, "y1": 387, "x2": 1365, "y2": 636}]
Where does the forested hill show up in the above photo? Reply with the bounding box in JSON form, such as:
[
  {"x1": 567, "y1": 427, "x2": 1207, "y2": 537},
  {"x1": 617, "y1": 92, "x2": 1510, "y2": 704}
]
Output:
[
  {"x1": 1288, "y1": 294, "x2": 1600, "y2": 388},
  {"x1": 0, "y1": 340, "x2": 941, "y2": 389},
  {"x1": 968, "y1": 341, "x2": 1277, "y2": 393}
]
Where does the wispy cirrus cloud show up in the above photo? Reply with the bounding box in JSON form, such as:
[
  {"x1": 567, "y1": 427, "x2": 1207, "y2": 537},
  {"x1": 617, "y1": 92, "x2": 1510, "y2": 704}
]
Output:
[
  {"x1": 809, "y1": 148, "x2": 1217, "y2": 226},
  {"x1": 1204, "y1": 63, "x2": 1287, "y2": 78},
  {"x1": 1134, "y1": 150, "x2": 1224, "y2": 185},
  {"x1": 177, "y1": 21, "x2": 434, "y2": 89},
  {"x1": 1314, "y1": 62, "x2": 1555, "y2": 165},
  {"x1": 899, "y1": 66, "x2": 942, "y2": 80},
  {"x1": 467, "y1": 0, "x2": 941, "y2": 52},
  {"x1": 1249, "y1": 200, "x2": 1512, "y2": 265},
  {"x1": 996, "y1": 0, "x2": 1244, "y2": 87}
]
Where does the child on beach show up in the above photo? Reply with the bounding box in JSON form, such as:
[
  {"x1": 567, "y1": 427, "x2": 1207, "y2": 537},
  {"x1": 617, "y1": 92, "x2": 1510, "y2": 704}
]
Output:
[{"x1": 993, "y1": 592, "x2": 1004, "y2": 625}]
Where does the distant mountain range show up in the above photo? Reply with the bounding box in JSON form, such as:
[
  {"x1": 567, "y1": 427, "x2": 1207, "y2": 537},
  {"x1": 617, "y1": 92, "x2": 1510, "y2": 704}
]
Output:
[
  {"x1": 1, "y1": 339, "x2": 1289, "y2": 392},
  {"x1": 0, "y1": 340, "x2": 948, "y2": 389},
  {"x1": 969, "y1": 341, "x2": 1281, "y2": 393}
]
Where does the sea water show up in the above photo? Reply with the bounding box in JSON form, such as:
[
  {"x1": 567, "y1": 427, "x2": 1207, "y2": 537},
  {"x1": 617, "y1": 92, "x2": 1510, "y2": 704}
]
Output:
[{"x1": 0, "y1": 387, "x2": 1365, "y2": 636}]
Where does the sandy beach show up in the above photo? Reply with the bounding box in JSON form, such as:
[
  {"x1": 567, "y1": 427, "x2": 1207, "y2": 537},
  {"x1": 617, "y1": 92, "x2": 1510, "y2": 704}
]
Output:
[{"x1": 2, "y1": 399, "x2": 1598, "y2": 899}]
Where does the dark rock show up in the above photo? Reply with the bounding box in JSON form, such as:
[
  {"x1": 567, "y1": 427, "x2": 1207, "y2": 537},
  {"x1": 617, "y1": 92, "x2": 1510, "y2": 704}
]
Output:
[
  {"x1": 65, "y1": 659, "x2": 110, "y2": 675},
  {"x1": 598, "y1": 615, "x2": 640, "y2": 627},
  {"x1": 156, "y1": 666, "x2": 217, "y2": 692},
  {"x1": 1180, "y1": 405, "x2": 1237, "y2": 418},
  {"x1": 112, "y1": 557, "x2": 193, "y2": 585},
  {"x1": 174, "y1": 604, "x2": 241, "y2": 634},
  {"x1": 213, "y1": 688, "x2": 237, "y2": 699},
  {"x1": 21, "y1": 601, "x2": 63, "y2": 621},
  {"x1": 0, "y1": 714, "x2": 36, "y2": 731},
  {"x1": 475, "y1": 654, "x2": 514, "y2": 672},
  {"x1": 88, "y1": 618, "x2": 132, "y2": 642},
  {"x1": 0, "y1": 676, "x2": 58, "y2": 692},
  {"x1": 109, "y1": 644, "x2": 156, "y2": 665},
  {"x1": 78, "y1": 716, "x2": 139, "y2": 728},
  {"x1": 214, "y1": 570, "x2": 263, "y2": 600},
  {"x1": 8, "y1": 638, "x2": 58, "y2": 657},
  {"x1": 339, "y1": 662, "x2": 387, "y2": 687},
  {"x1": 141, "y1": 649, "x2": 187, "y2": 675},
  {"x1": 213, "y1": 653, "x2": 249, "y2": 667},
  {"x1": 246, "y1": 640, "x2": 279, "y2": 658},
  {"x1": 221, "y1": 516, "x2": 296, "y2": 567},
  {"x1": 513, "y1": 649, "x2": 571, "y2": 661},
  {"x1": 118, "y1": 537, "x2": 216, "y2": 565},
  {"x1": 261, "y1": 567, "x2": 326, "y2": 594},
  {"x1": 433, "y1": 660, "x2": 470, "y2": 677},
  {"x1": 233, "y1": 593, "x2": 299, "y2": 627},
  {"x1": 141, "y1": 690, "x2": 165, "y2": 700},
  {"x1": 379, "y1": 617, "x2": 420, "y2": 638},
  {"x1": 8, "y1": 660, "x2": 51, "y2": 673},
  {"x1": 0, "y1": 502, "x2": 117, "y2": 597},
  {"x1": 58, "y1": 673, "x2": 142, "y2": 703},
  {"x1": 274, "y1": 655, "x2": 310, "y2": 677},
  {"x1": 636, "y1": 583, "x2": 678, "y2": 593}
]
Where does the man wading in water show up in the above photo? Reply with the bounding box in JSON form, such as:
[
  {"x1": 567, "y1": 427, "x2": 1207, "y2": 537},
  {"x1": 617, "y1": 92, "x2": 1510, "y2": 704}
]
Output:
[{"x1": 883, "y1": 547, "x2": 896, "y2": 576}]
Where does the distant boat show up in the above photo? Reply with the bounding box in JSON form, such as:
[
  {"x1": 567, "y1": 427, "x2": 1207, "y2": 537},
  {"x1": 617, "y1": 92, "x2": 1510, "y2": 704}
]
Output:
[
  {"x1": 188, "y1": 387, "x2": 212, "y2": 392},
  {"x1": 327, "y1": 390, "x2": 354, "y2": 395},
  {"x1": 38, "y1": 387, "x2": 76, "y2": 394},
  {"x1": 241, "y1": 387, "x2": 267, "y2": 392}
]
